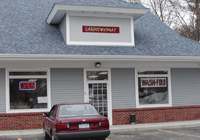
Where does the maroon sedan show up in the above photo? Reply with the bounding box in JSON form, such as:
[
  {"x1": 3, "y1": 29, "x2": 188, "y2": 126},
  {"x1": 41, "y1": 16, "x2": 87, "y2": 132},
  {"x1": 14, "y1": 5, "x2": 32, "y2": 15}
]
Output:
[{"x1": 43, "y1": 103, "x2": 110, "y2": 140}]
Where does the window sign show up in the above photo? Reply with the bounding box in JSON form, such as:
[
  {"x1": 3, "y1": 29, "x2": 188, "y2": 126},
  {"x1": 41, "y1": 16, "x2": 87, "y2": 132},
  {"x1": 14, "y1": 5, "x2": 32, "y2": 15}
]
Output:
[
  {"x1": 37, "y1": 97, "x2": 48, "y2": 103},
  {"x1": 136, "y1": 70, "x2": 170, "y2": 106},
  {"x1": 19, "y1": 81, "x2": 36, "y2": 90},
  {"x1": 8, "y1": 71, "x2": 48, "y2": 110},
  {"x1": 141, "y1": 78, "x2": 166, "y2": 88}
]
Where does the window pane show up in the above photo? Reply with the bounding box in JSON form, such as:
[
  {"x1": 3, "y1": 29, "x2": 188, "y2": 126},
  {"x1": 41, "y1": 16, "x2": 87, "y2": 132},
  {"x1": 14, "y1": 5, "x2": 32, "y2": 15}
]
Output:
[
  {"x1": 87, "y1": 71, "x2": 108, "y2": 80},
  {"x1": 9, "y1": 72, "x2": 47, "y2": 76},
  {"x1": 138, "y1": 71, "x2": 168, "y2": 75},
  {"x1": 10, "y1": 78, "x2": 47, "y2": 109},
  {"x1": 58, "y1": 104, "x2": 99, "y2": 117},
  {"x1": 138, "y1": 77, "x2": 168, "y2": 105}
]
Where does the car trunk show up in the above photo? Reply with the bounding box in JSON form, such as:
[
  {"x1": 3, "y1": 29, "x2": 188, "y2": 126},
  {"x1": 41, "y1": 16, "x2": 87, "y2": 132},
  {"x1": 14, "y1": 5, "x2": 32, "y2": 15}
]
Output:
[{"x1": 55, "y1": 115, "x2": 109, "y2": 133}]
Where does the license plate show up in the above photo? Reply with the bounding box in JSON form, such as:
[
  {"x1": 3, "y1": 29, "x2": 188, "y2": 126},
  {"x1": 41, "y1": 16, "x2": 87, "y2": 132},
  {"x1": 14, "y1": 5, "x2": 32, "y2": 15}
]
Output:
[{"x1": 79, "y1": 123, "x2": 89, "y2": 129}]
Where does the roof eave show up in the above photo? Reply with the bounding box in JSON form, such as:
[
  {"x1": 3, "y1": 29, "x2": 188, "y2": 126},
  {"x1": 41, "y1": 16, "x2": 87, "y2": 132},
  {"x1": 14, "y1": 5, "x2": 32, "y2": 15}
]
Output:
[
  {"x1": 46, "y1": 4, "x2": 149, "y2": 24},
  {"x1": 0, "y1": 54, "x2": 200, "y2": 62}
]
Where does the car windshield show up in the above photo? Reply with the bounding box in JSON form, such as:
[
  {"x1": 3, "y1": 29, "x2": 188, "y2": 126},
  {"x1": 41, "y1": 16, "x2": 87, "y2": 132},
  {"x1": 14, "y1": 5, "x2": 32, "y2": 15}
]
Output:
[{"x1": 58, "y1": 104, "x2": 99, "y2": 117}]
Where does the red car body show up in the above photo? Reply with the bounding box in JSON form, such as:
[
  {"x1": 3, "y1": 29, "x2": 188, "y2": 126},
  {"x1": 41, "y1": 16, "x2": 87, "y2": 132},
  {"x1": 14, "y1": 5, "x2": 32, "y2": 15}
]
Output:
[{"x1": 43, "y1": 103, "x2": 110, "y2": 140}]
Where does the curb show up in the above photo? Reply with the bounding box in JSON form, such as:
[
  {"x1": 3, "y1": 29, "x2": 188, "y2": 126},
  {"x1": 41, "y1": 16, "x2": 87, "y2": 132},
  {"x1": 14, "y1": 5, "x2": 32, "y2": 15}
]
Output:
[
  {"x1": 0, "y1": 129, "x2": 43, "y2": 136},
  {"x1": 110, "y1": 120, "x2": 200, "y2": 133},
  {"x1": 1, "y1": 120, "x2": 200, "y2": 136}
]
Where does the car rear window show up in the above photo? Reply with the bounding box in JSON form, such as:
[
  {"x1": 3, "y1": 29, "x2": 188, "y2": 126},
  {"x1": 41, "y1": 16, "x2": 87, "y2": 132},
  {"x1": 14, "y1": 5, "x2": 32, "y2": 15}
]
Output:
[{"x1": 58, "y1": 104, "x2": 99, "y2": 117}]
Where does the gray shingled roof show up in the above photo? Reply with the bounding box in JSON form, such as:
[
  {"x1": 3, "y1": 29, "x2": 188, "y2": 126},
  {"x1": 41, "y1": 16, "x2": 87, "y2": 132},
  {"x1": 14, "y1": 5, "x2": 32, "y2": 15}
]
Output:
[
  {"x1": 0, "y1": 0, "x2": 200, "y2": 56},
  {"x1": 59, "y1": 0, "x2": 146, "y2": 8}
]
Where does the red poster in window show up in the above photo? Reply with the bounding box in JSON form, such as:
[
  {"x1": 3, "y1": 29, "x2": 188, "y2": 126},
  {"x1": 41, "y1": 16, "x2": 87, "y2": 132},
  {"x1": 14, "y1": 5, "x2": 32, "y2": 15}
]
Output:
[
  {"x1": 141, "y1": 78, "x2": 166, "y2": 88},
  {"x1": 82, "y1": 26, "x2": 120, "y2": 33}
]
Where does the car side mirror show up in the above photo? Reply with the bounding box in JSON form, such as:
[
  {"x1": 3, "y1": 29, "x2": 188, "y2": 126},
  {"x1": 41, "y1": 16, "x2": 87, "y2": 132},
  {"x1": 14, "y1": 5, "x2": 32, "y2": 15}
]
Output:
[{"x1": 42, "y1": 113, "x2": 49, "y2": 117}]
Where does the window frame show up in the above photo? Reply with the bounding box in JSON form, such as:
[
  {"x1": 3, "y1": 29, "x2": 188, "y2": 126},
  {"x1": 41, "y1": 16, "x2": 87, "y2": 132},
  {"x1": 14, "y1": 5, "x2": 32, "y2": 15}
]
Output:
[
  {"x1": 48, "y1": 105, "x2": 57, "y2": 118},
  {"x1": 135, "y1": 68, "x2": 172, "y2": 108},
  {"x1": 6, "y1": 69, "x2": 51, "y2": 113}
]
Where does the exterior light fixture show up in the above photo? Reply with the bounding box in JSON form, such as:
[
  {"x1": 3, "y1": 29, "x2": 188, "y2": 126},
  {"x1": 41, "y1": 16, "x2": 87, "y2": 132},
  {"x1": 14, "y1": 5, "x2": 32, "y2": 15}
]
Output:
[{"x1": 95, "y1": 62, "x2": 101, "y2": 68}]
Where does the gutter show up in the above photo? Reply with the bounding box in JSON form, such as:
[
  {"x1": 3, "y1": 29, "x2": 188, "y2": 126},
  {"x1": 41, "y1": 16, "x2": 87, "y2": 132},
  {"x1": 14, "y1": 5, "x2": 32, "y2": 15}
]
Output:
[{"x1": 0, "y1": 54, "x2": 199, "y2": 62}]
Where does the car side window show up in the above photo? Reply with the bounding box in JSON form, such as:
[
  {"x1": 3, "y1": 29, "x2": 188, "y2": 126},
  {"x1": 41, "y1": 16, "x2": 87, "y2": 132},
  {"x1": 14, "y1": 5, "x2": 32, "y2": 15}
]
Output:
[{"x1": 48, "y1": 105, "x2": 57, "y2": 118}]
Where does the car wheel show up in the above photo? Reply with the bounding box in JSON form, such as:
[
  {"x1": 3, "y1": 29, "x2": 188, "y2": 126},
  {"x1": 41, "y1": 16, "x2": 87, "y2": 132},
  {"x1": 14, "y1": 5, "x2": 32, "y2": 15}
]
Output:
[
  {"x1": 44, "y1": 130, "x2": 51, "y2": 140},
  {"x1": 51, "y1": 135, "x2": 57, "y2": 140},
  {"x1": 97, "y1": 137, "x2": 106, "y2": 140}
]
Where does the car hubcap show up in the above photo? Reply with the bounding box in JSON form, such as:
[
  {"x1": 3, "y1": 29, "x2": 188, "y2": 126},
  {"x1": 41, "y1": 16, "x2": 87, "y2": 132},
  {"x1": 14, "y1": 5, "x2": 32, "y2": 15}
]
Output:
[
  {"x1": 43, "y1": 129, "x2": 45, "y2": 137},
  {"x1": 52, "y1": 135, "x2": 55, "y2": 140}
]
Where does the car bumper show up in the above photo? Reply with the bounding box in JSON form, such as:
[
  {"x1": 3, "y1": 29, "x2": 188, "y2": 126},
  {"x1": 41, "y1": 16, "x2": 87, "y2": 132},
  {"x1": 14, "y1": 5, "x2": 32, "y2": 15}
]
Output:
[{"x1": 54, "y1": 130, "x2": 110, "y2": 140}]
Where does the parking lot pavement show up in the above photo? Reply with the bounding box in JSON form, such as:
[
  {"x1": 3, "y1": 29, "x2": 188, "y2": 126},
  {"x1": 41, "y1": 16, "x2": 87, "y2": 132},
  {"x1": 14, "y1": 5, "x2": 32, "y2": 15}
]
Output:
[{"x1": 1, "y1": 127, "x2": 200, "y2": 140}]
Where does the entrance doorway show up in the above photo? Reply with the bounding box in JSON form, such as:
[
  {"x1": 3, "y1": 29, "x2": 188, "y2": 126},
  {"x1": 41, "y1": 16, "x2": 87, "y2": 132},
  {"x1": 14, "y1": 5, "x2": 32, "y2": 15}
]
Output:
[
  {"x1": 88, "y1": 82, "x2": 108, "y2": 117},
  {"x1": 84, "y1": 69, "x2": 112, "y2": 125}
]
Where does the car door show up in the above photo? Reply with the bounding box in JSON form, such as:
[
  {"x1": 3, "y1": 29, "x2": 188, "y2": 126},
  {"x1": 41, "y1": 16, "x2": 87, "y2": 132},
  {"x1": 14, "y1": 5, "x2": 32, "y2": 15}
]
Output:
[{"x1": 46, "y1": 105, "x2": 57, "y2": 134}]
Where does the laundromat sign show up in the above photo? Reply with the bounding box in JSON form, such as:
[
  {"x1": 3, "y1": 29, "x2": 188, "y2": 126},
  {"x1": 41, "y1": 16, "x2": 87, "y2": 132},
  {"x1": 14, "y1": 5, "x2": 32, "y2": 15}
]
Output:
[
  {"x1": 141, "y1": 78, "x2": 166, "y2": 88},
  {"x1": 82, "y1": 26, "x2": 120, "y2": 33}
]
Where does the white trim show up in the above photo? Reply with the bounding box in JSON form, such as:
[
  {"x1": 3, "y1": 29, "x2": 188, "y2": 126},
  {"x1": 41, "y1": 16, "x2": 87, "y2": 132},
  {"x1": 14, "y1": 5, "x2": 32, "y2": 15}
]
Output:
[
  {"x1": 66, "y1": 14, "x2": 70, "y2": 45},
  {"x1": 131, "y1": 17, "x2": 135, "y2": 46},
  {"x1": 6, "y1": 68, "x2": 51, "y2": 113},
  {"x1": 108, "y1": 68, "x2": 112, "y2": 126},
  {"x1": 67, "y1": 12, "x2": 134, "y2": 18},
  {"x1": 0, "y1": 54, "x2": 199, "y2": 62},
  {"x1": 135, "y1": 68, "x2": 172, "y2": 108},
  {"x1": 46, "y1": 4, "x2": 149, "y2": 24},
  {"x1": 65, "y1": 14, "x2": 67, "y2": 44},
  {"x1": 6, "y1": 70, "x2": 9, "y2": 113},
  {"x1": 67, "y1": 41, "x2": 134, "y2": 47},
  {"x1": 84, "y1": 68, "x2": 113, "y2": 125},
  {"x1": 168, "y1": 69, "x2": 172, "y2": 106}
]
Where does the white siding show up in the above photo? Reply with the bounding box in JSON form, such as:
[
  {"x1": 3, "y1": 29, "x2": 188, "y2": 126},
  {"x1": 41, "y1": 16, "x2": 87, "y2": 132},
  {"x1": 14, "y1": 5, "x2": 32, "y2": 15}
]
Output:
[
  {"x1": 171, "y1": 68, "x2": 200, "y2": 106},
  {"x1": 50, "y1": 68, "x2": 84, "y2": 106},
  {"x1": 111, "y1": 68, "x2": 135, "y2": 109},
  {"x1": 59, "y1": 15, "x2": 66, "y2": 43}
]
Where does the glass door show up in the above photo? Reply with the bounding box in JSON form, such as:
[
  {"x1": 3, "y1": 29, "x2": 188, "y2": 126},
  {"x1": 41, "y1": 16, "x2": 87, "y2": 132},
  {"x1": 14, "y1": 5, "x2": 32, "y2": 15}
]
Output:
[
  {"x1": 85, "y1": 69, "x2": 112, "y2": 124},
  {"x1": 88, "y1": 83, "x2": 108, "y2": 117}
]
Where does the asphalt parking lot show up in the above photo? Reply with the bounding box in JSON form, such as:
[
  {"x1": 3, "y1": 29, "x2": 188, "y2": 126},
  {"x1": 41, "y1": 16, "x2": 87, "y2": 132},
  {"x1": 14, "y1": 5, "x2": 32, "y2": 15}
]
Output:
[{"x1": 1, "y1": 127, "x2": 200, "y2": 140}]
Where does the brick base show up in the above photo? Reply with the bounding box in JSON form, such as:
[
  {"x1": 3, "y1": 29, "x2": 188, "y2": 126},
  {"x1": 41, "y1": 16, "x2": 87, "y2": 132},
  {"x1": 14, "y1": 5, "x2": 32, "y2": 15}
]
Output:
[
  {"x1": 1, "y1": 106, "x2": 200, "y2": 131},
  {"x1": 0, "y1": 112, "x2": 45, "y2": 131},
  {"x1": 113, "y1": 105, "x2": 200, "y2": 125}
]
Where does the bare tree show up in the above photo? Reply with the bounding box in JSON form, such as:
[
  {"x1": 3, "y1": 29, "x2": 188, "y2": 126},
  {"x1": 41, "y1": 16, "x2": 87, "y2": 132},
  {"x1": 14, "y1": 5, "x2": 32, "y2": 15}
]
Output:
[
  {"x1": 169, "y1": 0, "x2": 200, "y2": 41},
  {"x1": 127, "y1": 0, "x2": 177, "y2": 27},
  {"x1": 126, "y1": 0, "x2": 200, "y2": 42}
]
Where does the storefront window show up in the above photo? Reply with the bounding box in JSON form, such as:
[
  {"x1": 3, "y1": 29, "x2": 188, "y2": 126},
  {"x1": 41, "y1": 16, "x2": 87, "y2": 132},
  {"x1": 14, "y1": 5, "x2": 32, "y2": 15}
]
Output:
[
  {"x1": 7, "y1": 71, "x2": 49, "y2": 111},
  {"x1": 87, "y1": 71, "x2": 108, "y2": 80},
  {"x1": 138, "y1": 77, "x2": 168, "y2": 104},
  {"x1": 136, "y1": 70, "x2": 171, "y2": 107}
]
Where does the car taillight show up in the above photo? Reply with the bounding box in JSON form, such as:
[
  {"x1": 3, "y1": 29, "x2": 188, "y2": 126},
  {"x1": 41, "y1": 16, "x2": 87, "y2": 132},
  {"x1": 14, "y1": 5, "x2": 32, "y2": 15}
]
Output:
[
  {"x1": 56, "y1": 124, "x2": 68, "y2": 129},
  {"x1": 99, "y1": 121, "x2": 109, "y2": 126},
  {"x1": 56, "y1": 124, "x2": 69, "y2": 133}
]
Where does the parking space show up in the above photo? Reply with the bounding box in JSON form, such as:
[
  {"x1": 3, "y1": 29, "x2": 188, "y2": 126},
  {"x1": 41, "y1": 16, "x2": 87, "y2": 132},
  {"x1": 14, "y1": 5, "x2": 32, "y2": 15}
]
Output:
[{"x1": 1, "y1": 127, "x2": 200, "y2": 140}]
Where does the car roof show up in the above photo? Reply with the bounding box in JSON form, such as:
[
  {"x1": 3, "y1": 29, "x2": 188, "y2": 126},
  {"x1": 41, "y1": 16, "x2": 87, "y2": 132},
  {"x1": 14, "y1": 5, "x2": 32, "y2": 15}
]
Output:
[{"x1": 56, "y1": 102, "x2": 90, "y2": 106}]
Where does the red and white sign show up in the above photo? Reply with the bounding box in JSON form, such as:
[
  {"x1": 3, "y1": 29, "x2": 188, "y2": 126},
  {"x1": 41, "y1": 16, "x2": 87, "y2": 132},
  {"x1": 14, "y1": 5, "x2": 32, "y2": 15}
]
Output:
[
  {"x1": 141, "y1": 78, "x2": 166, "y2": 88},
  {"x1": 82, "y1": 26, "x2": 120, "y2": 33}
]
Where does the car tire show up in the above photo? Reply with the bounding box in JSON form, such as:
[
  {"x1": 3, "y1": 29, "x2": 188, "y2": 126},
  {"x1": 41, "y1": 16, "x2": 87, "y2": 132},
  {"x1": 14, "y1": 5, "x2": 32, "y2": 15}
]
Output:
[
  {"x1": 97, "y1": 137, "x2": 106, "y2": 140},
  {"x1": 51, "y1": 135, "x2": 57, "y2": 140},
  {"x1": 44, "y1": 130, "x2": 51, "y2": 140}
]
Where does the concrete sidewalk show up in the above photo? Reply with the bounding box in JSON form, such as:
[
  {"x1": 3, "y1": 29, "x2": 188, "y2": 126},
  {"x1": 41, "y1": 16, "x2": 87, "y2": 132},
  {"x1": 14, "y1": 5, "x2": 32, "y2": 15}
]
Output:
[
  {"x1": 110, "y1": 120, "x2": 200, "y2": 133},
  {"x1": 0, "y1": 120, "x2": 200, "y2": 136}
]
